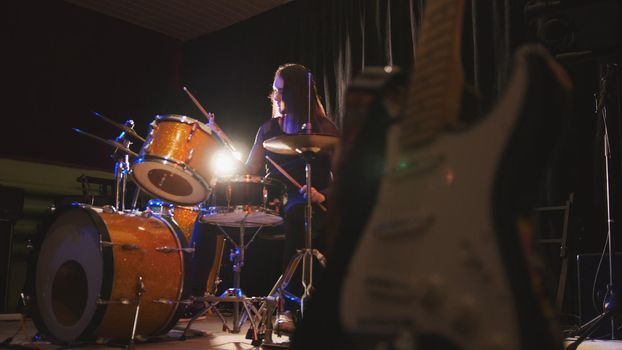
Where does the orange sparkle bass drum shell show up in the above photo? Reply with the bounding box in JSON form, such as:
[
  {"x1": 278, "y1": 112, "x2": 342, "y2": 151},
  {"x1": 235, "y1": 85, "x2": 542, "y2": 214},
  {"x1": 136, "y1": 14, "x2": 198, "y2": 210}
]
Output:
[
  {"x1": 32, "y1": 204, "x2": 190, "y2": 343},
  {"x1": 131, "y1": 114, "x2": 222, "y2": 205}
]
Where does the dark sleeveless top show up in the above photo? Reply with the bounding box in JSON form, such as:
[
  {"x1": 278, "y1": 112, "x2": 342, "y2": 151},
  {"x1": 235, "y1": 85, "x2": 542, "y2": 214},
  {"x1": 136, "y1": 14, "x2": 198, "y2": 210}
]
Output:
[{"x1": 256, "y1": 116, "x2": 339, "y2": 211}]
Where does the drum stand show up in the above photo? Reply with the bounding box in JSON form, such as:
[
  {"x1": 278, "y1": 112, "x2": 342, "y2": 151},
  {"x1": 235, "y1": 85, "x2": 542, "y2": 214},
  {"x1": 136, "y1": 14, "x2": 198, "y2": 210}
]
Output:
[
  {"x1": 113, "y1": 152, "x2": 130, "y2": 211},
  {"x1": 112, "y1": 124, "x2": 134, "y2": 211},
  {"x1": 182, "y1": 216, "x2": 267, "y2": 337}
]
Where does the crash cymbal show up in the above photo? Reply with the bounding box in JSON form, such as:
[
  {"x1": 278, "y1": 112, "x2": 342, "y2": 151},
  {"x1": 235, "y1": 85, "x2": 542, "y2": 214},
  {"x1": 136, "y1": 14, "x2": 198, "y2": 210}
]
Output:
[
  {"x1": 93, "y1": 112, "x2": 146, "y2": 142},
  {"x1": 263, "y1": 133, "x2": 338, "y2": 155},
  {"x1": 73, "y1": 128, "x2": 139, "y2": 157}
]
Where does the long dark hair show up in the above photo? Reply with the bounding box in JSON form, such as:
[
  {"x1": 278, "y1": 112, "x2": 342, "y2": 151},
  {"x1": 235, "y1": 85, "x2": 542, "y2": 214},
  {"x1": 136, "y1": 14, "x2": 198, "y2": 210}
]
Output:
[{"x1": 271, "y1": 64, "x2": 327, "y2": 130}]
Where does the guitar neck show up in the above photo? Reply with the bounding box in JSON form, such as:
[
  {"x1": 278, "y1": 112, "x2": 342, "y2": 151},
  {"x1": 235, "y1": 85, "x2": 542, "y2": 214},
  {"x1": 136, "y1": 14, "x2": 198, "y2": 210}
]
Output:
[{"x1": 401, "y1": 0, "x2": 466, "y2": 152}]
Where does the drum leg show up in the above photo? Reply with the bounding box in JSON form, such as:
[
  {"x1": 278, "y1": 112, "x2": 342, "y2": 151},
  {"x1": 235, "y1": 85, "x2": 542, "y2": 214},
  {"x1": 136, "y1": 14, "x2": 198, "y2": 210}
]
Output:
[
  {"x1": 192, "y1": 221, "x2": 267, "y2": 337},
  {"x1": 128, "y1": 276, "x2": 145, "y2": 349},
  {"x1": 206, "y1": 235, "x2": 225, "y2": 294}
]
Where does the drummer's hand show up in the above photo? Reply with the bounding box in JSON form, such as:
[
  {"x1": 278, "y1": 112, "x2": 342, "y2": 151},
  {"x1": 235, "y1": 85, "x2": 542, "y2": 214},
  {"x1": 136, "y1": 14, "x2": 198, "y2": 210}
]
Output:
[{"x1": 300, "y1": 185, "x2": 325, "y2": 204}]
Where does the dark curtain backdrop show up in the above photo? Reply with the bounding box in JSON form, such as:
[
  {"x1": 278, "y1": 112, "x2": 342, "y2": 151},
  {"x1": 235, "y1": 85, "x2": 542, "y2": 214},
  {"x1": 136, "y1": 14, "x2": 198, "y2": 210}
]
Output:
[
  {"x1": 295, "y1": 0, "x2": 521, "y2": 128},
  {"x1": 4, "y1": 0, "x2": 182, "y2": 171},
  {"x1": 180, "y1": 0, "x2": 518, "y2": 144}
]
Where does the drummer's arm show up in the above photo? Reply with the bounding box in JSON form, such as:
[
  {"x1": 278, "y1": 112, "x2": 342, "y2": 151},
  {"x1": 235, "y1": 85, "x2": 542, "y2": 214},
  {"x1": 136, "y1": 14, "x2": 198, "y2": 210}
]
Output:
[{"x1": 245, "y1": 128, "x2": 265, "y2": 175}]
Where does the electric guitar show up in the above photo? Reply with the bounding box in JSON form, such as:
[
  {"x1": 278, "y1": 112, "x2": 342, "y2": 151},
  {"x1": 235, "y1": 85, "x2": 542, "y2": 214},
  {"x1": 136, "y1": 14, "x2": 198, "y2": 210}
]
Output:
[{"x1": 335, "y1": 0, "x2": 571, "y2": 348}]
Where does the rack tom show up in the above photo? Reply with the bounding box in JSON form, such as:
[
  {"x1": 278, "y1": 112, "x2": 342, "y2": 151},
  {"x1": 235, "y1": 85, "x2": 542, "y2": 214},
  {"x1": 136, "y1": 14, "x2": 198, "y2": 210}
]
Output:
[{"x1": 132, "y1": 115, "x2": 221, "y2": 205}]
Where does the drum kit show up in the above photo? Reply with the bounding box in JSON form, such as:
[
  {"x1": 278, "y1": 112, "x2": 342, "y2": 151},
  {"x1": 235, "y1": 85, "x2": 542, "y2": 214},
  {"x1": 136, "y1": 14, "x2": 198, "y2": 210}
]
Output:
[{"x1": 32, "y1": 87, "x2": 338, "y2": 347}]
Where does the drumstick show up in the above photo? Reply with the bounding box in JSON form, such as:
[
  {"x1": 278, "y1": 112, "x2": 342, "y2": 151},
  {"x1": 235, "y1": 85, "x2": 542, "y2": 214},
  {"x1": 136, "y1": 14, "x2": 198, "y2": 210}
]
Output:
[
  {"x1": 265, "y1": 155, "x2": 327, "y2": 212},
  {"x1": 182, "y1": 86, "x2": 238, "y2": 153},
  {"x1": 182, "y1": 86, "x2": 210, "y2": 119}
]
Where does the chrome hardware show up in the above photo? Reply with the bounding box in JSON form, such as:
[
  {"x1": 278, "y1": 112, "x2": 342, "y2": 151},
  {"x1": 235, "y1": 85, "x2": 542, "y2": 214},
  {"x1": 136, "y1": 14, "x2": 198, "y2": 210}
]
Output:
[
  {"x1": 262, "y1": 186, "x2": 268, "y2": 207},
  {"x1": 100, "y1": 240, "x2": 140, "y2": 250},
  {"x1": 102, "y1": 205, "x2": 117, "y2": 213},
  {"x1": 97, "y1": 297, "x2": 137, "y2": 305},
  {"x1": 143, "y1": 123, "x2": 157, "y2": 151},
  {"x1": 155, "y1": 246, "x2": 196, "y2": 254},
  {"x1": 153, "y1": 298, "x2": 194, "y2": 305},
  {"x1": 187, "y1": 123, "x2": 198, "y2": 142},
  {"x1": 185, "y1": 148, "x2": 194, "y2": 163},
  {"x1": 226, "y1": 184, "x2": 232, "y2": 207}
]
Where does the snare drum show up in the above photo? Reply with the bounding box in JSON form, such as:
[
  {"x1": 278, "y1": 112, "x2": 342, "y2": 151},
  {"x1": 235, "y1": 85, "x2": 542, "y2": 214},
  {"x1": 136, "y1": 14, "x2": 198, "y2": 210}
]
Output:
[
  {"x1": 34, "y1": 205, "x2": 188, "y2": 342},
  {"x1": 202, "y1": 175, "x2": 287, "y2": 227},
  {"x1": 132, "y1": 115, "x2": 221, "y2": 205}
]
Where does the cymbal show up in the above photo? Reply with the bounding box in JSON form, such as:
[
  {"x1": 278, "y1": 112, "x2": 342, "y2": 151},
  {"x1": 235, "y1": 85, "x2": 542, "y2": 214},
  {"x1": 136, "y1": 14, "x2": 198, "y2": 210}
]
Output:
[
  {"x1": 73, "y1": 128, "x2": 139, "y2": 157},
  {"x1": 93, "y1": 112, "x2": 146, "y2": 143},
  {"x1": 263, "y1": 133, "x2": 338, "y2": 155}
]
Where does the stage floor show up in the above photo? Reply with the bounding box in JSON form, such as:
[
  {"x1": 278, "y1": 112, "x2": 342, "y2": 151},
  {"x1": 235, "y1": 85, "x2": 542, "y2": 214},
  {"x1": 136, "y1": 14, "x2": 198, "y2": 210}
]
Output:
[
  {"x1": 0, "y1": 313, "x2": 290, "y2": 349},
  {"x1": 2, "y1": 313, "x2": 622, "y2": 349}
]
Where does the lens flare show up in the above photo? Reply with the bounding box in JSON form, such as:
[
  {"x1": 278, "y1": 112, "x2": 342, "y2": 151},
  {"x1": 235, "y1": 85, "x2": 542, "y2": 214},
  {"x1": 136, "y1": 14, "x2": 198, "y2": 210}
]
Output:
[{"x1": 211, "y1": 150, "x2": 240, "y2": 176}]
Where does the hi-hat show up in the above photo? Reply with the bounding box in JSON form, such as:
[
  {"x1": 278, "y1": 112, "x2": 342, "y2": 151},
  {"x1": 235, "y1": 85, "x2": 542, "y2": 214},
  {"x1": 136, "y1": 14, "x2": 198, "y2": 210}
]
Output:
[
  {"x1": 93, "y1": 112, "x2": 146, "y2": 143},
  {"x1": 73, "y1": 128, "x2": 138, "y2": 157},
  {"x1": 263, "y1": 133, "x2": 338, "y2": 155}
]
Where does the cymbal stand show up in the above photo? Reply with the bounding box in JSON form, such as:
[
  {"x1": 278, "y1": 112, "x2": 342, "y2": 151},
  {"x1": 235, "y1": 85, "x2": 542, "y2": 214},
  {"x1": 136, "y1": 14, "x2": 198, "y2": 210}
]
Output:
[
  {"x1": 298, "y1": 69, "x2": 321, "y2": 313},
  {"x1": 112, "y1": 120, "x2": 134, "y2": 211},
  {"x1": 254, "y1": 151, "x2": 328, "y2": 347}
]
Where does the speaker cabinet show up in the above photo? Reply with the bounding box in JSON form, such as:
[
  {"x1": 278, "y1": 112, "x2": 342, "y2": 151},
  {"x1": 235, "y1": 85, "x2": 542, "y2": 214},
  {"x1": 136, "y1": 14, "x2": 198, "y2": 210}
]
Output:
[
  {"x1": 0, "y1": 185, "x2": 24, "y2": 313},
  {"x1": 0, "y1": 220, "x2": 15, "y2": 313}
]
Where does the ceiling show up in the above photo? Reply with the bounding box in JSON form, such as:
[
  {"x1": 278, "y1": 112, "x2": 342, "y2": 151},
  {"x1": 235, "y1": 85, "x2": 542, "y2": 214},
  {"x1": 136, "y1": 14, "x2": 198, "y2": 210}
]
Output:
[{"x1": 64, "y1": 0, "x2": 292, "y2": 41}]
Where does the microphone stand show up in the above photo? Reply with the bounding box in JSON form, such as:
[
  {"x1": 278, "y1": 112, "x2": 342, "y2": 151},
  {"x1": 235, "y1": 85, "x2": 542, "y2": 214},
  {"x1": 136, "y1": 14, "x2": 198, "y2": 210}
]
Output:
[{"x1": 569, "y1": 63, "x2": 619, "y2": 348}]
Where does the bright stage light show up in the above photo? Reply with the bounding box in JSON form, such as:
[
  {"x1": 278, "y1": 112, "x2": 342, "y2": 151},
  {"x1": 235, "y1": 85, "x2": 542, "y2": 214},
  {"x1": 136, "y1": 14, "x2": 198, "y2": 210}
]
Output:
[
  {"x1": 211, "y1": 149, "x2": 241, "y2": 176},
  {"x1": 232, "y1": 150, "x2": 243, "y2": 161}
]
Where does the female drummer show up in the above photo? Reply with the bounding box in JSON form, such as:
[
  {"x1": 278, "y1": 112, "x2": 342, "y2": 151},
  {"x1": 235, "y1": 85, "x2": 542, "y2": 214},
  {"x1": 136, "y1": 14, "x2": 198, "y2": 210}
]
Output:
[
  {"x1": 247, "y1": 63, "x2": 338, "y2": 332},
  {"x1": 185, "y1": 64, "x2": 339, "y2": 331}
]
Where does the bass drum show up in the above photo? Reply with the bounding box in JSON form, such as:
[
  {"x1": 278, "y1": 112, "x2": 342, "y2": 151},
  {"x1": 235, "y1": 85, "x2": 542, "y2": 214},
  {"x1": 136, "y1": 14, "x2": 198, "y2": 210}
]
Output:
[{"x1": 34, "y1": 205, "x2": 189, "y2": 342}]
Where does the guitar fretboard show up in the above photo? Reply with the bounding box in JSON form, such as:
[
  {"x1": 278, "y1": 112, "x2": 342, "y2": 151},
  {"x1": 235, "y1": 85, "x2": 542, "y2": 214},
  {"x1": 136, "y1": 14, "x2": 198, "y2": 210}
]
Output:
[{"x1": 401, "y1": 0, "x2": 465, "y2": 151}]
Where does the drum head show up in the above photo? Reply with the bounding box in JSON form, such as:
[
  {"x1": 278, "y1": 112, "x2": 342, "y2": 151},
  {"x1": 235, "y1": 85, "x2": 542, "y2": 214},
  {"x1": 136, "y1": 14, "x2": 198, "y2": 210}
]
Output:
[
  {"x1": 205, "y1": 175, "x2": 286, "y2": 226},
  {"x1": 35, "y1": 207, "x2": 108, "y2": 343},
  {"x1": 201, "y1": 207, "x2": 283, "y2": 227},
  {"x1": 132, "y1": 159, "x2": 209, "y2": 205}
]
